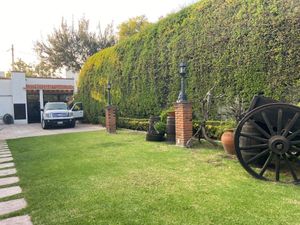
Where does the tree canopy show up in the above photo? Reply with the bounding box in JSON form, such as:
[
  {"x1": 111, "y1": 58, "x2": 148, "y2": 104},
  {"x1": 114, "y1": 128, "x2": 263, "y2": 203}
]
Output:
[
  {"x1": 34, "y1": 17, "x2": 116, "y2": 72},
  {"x1": 117, "y1": 15, "x2": 151, "y2": 41},
  {"x1": 8, "y1": 58, "x2": 55, "y2": 77}
]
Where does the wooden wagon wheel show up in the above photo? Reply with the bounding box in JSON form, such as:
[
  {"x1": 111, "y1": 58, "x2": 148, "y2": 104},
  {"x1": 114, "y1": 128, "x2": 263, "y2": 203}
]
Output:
[{"x1": 234, "y1": 103, "x2": 300, "y2": 184}]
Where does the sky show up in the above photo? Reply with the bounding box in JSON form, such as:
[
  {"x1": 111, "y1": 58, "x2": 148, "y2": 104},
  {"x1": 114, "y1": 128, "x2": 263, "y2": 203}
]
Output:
[{"x1": 0, "y1": 0, "x2": 196, "y2": 72}]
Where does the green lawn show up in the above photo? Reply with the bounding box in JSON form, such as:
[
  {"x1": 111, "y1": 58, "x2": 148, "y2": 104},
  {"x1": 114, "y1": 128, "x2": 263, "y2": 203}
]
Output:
[{"x1": 5, "y1": 130, "x2": 300, "y2": 225}]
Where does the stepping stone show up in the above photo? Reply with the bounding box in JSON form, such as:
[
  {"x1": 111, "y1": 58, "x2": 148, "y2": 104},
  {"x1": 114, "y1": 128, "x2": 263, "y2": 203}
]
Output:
[
  {"x1": 0, "y1": 163, "x2": 14, "y2": 169},
  {"x1": 0, "y1": 177, "x2": 19, "y2": 186},
  {"x1": 0, "y1": 158, "x2": 13, "y2": 163},
  {"x1": 0, "y1": 186, "x2": 22, "y2": 199},
  {"x1": 0, "y1": 169, "x2": 16, "y2": 177},
  {"x1": 0, "y1": 155, "x2": 11, "y2": 158},
  {"x1": 0, "y1": 198, "x2": 27, "y2": 216},
  {"x1": 0, "y1": 215, "x2": 32, "y2": 225},
  {"x1": 0, "y1": 150, "x2": 9, "y2": 153},
  {"x1": 0, "y1": 153, "x2": 11, "y2": 156}
]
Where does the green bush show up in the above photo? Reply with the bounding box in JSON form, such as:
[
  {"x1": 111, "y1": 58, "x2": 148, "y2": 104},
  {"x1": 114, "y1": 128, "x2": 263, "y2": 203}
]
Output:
[
  {"x1": 99, "y1": 116, "x2": 106, "y2": 126},
  {"x1": 160, "y1": 108, "x2": 175, "y2": 123},
  {"x1": 117, "y1": 117, "x2": 149, "y2": 131},
  {"x1": 154, "y1": 121, "x2": 167, "y2": 134},
  {"x1": 102, "y1": 114, "x2": 232, "y2": 139},
  {"x1": 77, "y1": 0, "x2": 299, "y2": 122},
  {"x1": 193, "y1": 120, "x2": 235, "y2": 140}
]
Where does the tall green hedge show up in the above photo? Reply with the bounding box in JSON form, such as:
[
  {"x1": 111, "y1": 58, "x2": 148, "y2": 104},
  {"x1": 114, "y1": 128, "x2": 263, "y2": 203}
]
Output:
[{"x1": 77, "y1": 0, "x2": 300, "y2": 122}]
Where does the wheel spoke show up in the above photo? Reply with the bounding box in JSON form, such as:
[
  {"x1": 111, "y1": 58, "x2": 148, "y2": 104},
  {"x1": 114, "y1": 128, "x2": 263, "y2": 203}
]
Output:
[
  {"x1": 249, "y1": 120, "x2": 271, "y2": 139},
  {"x1": 259, "y1": 152, "x2": 274, "y2": 176},
  {"x1": 240, "y1": 144, "x2": 268, "y2": 151},
  {"x1": 291, "y1": 146, "x2": 300, "y2": 152},
  {"x1": 246, "y1": 149, "x2": 270, "y2": 165},
  {"x1": 262, "y1": 111, "x2": 275, "y2": 136},
  {"x1": 275, "y1": 154, "x2": 280, "y2": 181},
  {"x1": 290, "y1": 140, "x2": 300, "y2": 145},
  {"x1": 287, "y1": 129, "x2": 300, "y2": 140},
  {"x1": 240, "y1": 132, "x2": 268, "y2": 143},
  {"x1": 282, "y1": 112, "x2": 300, "y2": 137},
  {"x1": 283, "y1": 154, "x2": 298, "y2": 182},
  {"x1": 277, "y1": 109, "x2": 283, "y2": 135}
]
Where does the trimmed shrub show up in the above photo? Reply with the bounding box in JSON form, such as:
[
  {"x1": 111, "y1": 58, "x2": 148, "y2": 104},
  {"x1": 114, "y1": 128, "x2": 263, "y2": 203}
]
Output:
[
  {"x1": 117, "y1": 117, "x2": 149, "y2": 131},
  {"x1": 193, "y1": 120, "x2": 236, "y2": 140},
  {"x1": 103, "y1": 116, "x2": 234, "y2": 140}
]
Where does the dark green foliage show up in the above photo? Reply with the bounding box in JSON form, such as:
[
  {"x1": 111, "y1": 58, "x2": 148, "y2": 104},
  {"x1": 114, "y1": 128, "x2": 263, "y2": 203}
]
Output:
[
  {"x1": 77, "y1": 0, "x2": 300, "y2": 121},
  {"x1": 154, "y1": 121, "x2": 167, "y2": 134},
  {"x1": 193, "y1": 120, "x2": 236, "y2": 139},
  {"x1": 117, "y1": 117, "x2": 149, "y2": 131},
  {"x1": 99, "y1": 116, "x2": 106, "y2": 126},
  {"x1": 102, "y1": 115, "x2": 234, "y2": 140}
]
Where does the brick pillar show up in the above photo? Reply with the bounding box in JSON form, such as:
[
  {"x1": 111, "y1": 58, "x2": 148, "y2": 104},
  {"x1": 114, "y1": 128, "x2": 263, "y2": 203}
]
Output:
[
  {"x1": 175, "y1": 102, "x2": 193, "y2": 147},
  {"x1": 105, "y1": 106, "x2": 116, "y2": 133}
]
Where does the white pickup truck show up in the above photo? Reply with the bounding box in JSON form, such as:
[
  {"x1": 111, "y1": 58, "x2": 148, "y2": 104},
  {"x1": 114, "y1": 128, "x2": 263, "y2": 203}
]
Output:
[{"x1": 41, "y1": 102, "x2": 83, "y2": 129}]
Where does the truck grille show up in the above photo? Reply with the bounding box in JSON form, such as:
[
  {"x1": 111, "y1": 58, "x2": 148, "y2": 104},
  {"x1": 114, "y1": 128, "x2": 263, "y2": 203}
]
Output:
[{"x1": 52, "y1": 113, "x2": 68, "y2": 118}]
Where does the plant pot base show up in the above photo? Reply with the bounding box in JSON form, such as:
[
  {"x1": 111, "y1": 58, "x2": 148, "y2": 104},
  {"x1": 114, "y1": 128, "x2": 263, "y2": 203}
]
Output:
[{"x1": 146, "y1": 133, "x2": 165, "y2": 142}]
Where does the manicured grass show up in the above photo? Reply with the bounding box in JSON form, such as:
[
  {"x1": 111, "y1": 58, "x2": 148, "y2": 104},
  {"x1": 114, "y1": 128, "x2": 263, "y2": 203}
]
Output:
[{"x1": 6, "y1": 130, "x2": 300, "y2": 225}]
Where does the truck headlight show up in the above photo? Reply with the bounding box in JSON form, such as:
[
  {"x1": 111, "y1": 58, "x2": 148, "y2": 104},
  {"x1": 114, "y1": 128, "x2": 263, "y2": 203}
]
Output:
[
  {"x1": 45, "y1": 113, "x2": 52, "y2": 118},
  {"x1": 68, "y1": 112, "x2": 73, "y2": 117}
]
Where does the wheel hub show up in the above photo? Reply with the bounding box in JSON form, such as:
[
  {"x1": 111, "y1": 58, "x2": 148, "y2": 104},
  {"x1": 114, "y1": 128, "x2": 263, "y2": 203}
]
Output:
[{"x1": 268, "y1": 135, "x2": 290, "y2": 154}]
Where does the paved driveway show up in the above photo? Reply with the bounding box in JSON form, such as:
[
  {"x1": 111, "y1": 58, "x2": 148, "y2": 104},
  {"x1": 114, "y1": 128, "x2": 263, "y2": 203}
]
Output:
[{"x1": 0, "y1": 123, "x2": 104, "y2": 140}]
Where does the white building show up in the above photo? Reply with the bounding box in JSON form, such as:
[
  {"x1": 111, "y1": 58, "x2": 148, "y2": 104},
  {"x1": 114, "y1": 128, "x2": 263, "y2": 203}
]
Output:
[{"x1": 0, "y1": 71, "x2": 76, "y2": 124}]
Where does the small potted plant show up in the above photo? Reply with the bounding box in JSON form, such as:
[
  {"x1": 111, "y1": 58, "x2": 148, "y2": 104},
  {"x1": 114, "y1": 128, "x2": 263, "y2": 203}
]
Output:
[
  {"x1": 154, "y1": 121, "x2": 166, "y2": 136},
  {"x1": 146, "y1": 116, "x2": 165, "y2": 142}
]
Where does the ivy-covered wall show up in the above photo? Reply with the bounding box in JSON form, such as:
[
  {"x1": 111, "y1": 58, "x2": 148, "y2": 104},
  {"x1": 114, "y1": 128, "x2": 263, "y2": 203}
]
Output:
[{"x1": 77, "y1": 0, "x2": 300, "y2": 122}]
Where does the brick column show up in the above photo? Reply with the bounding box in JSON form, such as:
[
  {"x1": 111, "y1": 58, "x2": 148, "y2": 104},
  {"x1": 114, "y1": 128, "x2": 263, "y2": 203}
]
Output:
[
  {"x1": 105, "y1": 106, "x2": 116, "y2": 133},
  {"x1": 175, "y1": 102, "x2": 193, "y2": 147}
]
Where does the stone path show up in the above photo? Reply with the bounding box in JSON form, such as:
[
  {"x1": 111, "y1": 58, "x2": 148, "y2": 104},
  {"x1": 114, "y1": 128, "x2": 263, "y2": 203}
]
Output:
[{"x1": 0, "y1": 141, "x2": 33, "y2": 224}]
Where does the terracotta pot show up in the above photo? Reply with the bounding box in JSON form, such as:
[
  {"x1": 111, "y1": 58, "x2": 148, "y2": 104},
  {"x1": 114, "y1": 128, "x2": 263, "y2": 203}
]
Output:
[{"x1": 221, "y1": 130, "x2": 235, "y2": 155}]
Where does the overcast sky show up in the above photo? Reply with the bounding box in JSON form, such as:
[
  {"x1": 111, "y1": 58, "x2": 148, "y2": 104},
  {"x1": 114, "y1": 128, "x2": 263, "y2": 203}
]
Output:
[{"x1": 0, "y1": 0, "x2": 196, "y2": 72}]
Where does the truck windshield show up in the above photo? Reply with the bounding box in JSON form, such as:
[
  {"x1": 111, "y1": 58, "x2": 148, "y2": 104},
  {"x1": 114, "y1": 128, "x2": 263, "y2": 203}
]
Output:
[{"x1": 45, "y1": 103, "x2": 68, "y2": 110}]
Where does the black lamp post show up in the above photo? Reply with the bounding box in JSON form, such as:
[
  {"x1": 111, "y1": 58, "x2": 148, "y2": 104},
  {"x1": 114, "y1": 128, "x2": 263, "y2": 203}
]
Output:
[
  {"x1": 107, "y1": 81, "x2": 111, "y2": 106},
  {"x1": 177, "y1": 62, "x2": 187, "y2": 103}
]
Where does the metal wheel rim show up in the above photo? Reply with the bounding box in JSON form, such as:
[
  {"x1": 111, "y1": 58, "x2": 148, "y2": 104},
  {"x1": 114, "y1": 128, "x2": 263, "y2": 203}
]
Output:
[{"x1": 235, "y1": 103, "x2": 300, "y2": 184}]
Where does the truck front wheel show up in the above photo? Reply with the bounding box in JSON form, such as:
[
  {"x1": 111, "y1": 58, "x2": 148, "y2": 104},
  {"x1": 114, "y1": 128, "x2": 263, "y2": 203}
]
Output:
[{"x1": 42, "y1": 119, "x2": 48, "y2": 129}]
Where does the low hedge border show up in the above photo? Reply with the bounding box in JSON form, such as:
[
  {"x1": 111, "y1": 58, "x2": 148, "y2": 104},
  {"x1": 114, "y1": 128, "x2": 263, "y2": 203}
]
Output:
[{"x1": 99, "y1": 116, "x2": 235, "y2": 140}]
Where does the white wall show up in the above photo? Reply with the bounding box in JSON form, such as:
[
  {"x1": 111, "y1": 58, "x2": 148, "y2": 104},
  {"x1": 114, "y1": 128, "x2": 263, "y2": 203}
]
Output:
[
  {"x1": 65, "y1": 70, "x2": 78, "y2": 93},
  {"x1": 0, "y1": 79, "x2": 11, "y2": 95},
  {"x1": 0, "y1": 79, "x2": 13, "y2": 117},
  {"x1": 11, "y1": 72, "x2": 27, "y2": 124},
  {"x1": 26, "y1": 77, "x2": 74, "y2": 86},
  {"x1": 0, "y1": 97, "x2": 13, "y2": 117}
]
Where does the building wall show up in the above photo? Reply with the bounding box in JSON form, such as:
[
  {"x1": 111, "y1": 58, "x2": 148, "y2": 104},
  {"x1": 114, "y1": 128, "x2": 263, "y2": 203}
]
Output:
[
  {"x1": 65, "y1": 70, "x2": 78, "y2": 93},
  {"x1": 0, "y1": 79, "x2": 13, "y2": 117},
  {"x1": 11, "y1": 72, "x2": 27, "y2": 124},
  {"x1": 26, "y1": 77, "x2": 74, "y2": 86},
  {"x1": 0, "y1": 72, "x2": 75, "y2": 124}
]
